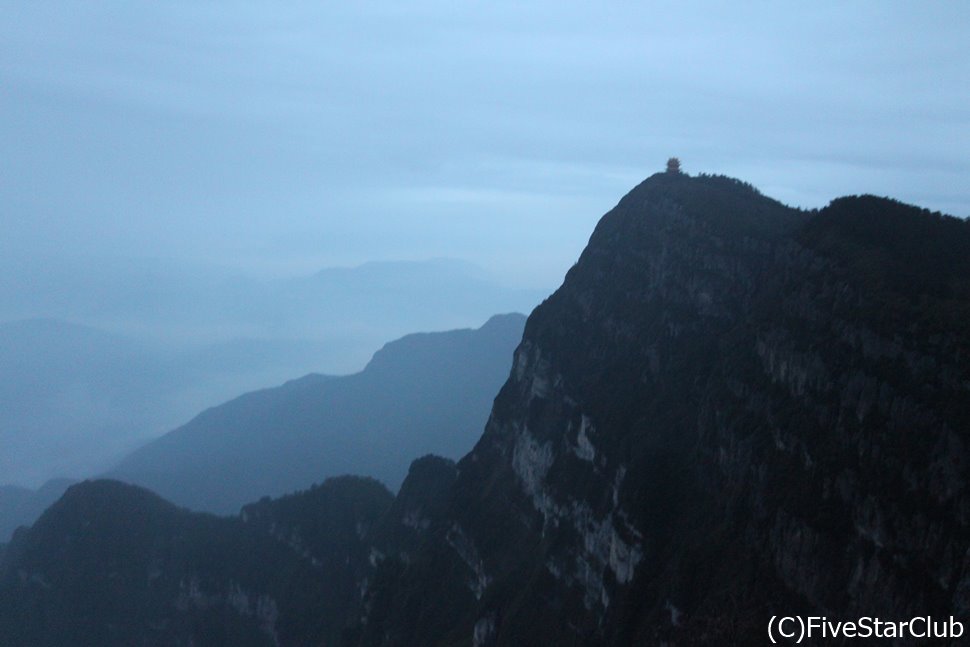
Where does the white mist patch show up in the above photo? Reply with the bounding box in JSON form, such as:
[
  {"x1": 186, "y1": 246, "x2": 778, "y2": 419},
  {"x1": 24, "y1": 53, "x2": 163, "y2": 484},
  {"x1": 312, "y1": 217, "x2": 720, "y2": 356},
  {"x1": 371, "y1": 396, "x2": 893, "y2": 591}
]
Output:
[
  {"x1": 472, "y1": 614, "x2": 496, "y2": 647},
  {"x1": 512, "y1": 426, "x2": 555, "y2": 505},
  {"x1": 402, "y1": 508, "x2": 430, "y2": 531},
  {"x1": 514, "y1": 341, "x2": 561, "y2": 401},
  {"x1": 176, "y1": 577, "x2": 280, "y2": 645},
  {"x1": 665, "y1": 600, "x2": 683, "y2": 627},
  {"x1": 574, "y1": 415, "x2": 596, "y2": 462},
  {"x1": 368, "y1": 547, "x2": 384, "y2": 567},
  {"x1": 511, "y1": 423, "x2": 642, "y2": 610},
  {"x1": 446, "y1": 523, "x2": 491, "y2": 599},
  {"x1": 513, "y1": 348, "x2": 528, "y2": 381}
]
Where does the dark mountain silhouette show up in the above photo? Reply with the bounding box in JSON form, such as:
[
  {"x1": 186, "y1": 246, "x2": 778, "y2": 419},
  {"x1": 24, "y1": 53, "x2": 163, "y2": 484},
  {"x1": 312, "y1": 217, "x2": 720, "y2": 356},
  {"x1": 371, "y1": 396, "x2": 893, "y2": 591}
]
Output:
[
  {"x1": 108, "y1": 314, "x2": 526, "y2": 513},
  {"x1": 0, "y1": 480, "x2": 76, "y2": 545},
  {"x1": 0, "y1": 477, "x2": 392, "y2": 646},
  {"x1": 3, "y1": 172, "x2": 969, "y2": 645},
  {"x1": 352, "y1": 174, "x2": 970, "y2": 645}
]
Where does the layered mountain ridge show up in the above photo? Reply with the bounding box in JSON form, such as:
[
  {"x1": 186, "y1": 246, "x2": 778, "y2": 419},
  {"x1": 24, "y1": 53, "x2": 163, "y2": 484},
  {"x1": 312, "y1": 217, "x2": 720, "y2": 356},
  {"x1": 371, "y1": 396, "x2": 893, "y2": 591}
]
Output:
[
  {"x1": 2, "y1": 171, "x2": 968, "y2": 645},
  {"x1": 109, "y1": 312, "x2": 526, "y2": 513}
]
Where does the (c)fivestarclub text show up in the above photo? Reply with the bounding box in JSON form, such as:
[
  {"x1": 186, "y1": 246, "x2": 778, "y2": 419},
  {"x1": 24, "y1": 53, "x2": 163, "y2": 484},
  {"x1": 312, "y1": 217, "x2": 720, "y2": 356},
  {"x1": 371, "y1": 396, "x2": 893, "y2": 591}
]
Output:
[{"x1": 768, "y1": 615, "x2": 964, "y2": 643}]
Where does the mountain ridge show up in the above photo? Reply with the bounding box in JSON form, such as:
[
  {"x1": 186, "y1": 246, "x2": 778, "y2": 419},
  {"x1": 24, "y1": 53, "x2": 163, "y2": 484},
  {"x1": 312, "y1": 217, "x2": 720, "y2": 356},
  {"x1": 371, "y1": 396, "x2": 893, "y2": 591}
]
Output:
[
  {"x1": 3, "y1": 172, "x2": 968, "y2": 645},
  {"x1": 0, "y1": 256, "x2": 546, "y2": 489},
  {"x1": 108, "y1": 313, "x2": 526, "y2": 512},
  {"x1": 0, "y1": 476, "x2": 393, "y2": 646},
  {"x1": 354, "y1": 171, "x2": 970, "y2": 644}
]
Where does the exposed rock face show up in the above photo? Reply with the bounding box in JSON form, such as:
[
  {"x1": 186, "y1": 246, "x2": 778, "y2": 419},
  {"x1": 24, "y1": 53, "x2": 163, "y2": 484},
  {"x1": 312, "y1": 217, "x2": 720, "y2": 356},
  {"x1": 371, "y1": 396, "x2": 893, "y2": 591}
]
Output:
[
  {"x1": 2, "y1": 173, "x2": 969, "y2": 646},
  {"x1": 355, "y1": 174, "x2": 970, "y2": 645}
]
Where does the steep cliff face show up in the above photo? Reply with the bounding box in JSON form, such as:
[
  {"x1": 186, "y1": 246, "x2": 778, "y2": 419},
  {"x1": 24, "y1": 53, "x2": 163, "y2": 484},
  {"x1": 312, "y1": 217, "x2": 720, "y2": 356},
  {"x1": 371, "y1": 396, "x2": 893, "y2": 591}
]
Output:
[
  {"x1": 2, "y1": 173, "x2": 968, "y2": 646},
  {"x1": 355, "y1": 173, "x2": 970, "y2": 645}
]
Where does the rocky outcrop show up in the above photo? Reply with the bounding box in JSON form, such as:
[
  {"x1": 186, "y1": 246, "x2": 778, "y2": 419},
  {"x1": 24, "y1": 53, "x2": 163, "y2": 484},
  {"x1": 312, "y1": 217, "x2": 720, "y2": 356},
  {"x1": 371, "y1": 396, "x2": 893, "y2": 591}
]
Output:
[{"x1": 354, "y1": 174, "x2": 970, "y2": 646}]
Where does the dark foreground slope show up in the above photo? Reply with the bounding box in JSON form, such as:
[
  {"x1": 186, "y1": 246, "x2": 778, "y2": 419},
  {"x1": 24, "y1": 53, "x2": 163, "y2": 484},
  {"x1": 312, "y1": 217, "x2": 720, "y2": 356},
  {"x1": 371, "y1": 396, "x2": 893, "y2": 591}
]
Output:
[
  {"x1": 3, "y1": 172, "x2": 969, "y2": 646},
  {"x1": 0, "y1": 477, "x2": 393, "y2": 646},
  {"x1": 110, "y1": 313, "x2": 524, "y2": 512},
  {"x1": 0, "y1": 457, "x2": 459, "y2": 647}
]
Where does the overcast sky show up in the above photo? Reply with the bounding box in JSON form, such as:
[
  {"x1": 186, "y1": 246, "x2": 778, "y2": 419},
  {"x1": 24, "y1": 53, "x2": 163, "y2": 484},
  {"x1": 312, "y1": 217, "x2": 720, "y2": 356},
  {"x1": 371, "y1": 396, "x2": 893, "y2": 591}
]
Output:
[{"x1": 2, "y1": 2, "x2": 968, "y2": 289}]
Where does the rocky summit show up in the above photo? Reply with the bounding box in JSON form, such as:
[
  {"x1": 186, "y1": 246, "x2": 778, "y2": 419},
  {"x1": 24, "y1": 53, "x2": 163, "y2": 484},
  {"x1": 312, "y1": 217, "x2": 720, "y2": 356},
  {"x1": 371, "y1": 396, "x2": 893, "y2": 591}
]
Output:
[{"x1": 2, "y1": 171, "x2": 969, "y2": 646}]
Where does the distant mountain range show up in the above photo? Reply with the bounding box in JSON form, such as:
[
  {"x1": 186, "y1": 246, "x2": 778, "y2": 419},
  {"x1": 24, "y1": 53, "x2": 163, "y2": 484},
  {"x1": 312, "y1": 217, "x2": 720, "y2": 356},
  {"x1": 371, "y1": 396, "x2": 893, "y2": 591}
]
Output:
[
  {"x1": 0, "y1": 258, "x2": 546, "y2": 488},
  {"x1": 4, "y1": 173, "x2": 968, "y2": 644},
  {"x1": 0, "y1": 313, "x2": 525, "y2": 538},
  {"x1": 0, "y1": 257, "x2": 546, "y2": 356},
  {"x1": 107, "y1": 313, "x2": 526, "y2": 513},
  {"x1": 0, "y1": 318, "x2": 347, "y2": 487}
]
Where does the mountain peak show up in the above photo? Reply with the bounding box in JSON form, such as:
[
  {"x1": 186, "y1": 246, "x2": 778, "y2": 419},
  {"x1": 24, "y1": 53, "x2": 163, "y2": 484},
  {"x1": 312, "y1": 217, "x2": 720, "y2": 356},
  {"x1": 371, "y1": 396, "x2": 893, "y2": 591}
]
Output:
[
  {"x1": 4, "y1": 175, "x2": 969, "y2": 645},
  {"x1": 34, "y1": 479, "x2": 178, "y2": 532},
  {"x1": 590, "y1": 172, "x2": 807, "y2": 260},
  {"x1": 355, "y1": 174, "x2": 970, "y2": 644}
]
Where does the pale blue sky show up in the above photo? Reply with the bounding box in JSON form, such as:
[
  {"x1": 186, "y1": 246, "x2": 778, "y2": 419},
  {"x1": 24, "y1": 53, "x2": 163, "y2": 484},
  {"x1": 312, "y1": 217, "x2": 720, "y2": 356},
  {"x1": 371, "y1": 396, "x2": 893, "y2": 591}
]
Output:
[{"x1": 3, "y1": 2, "x2": 968, "y2": 290}]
